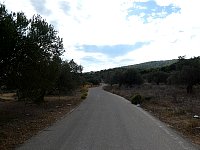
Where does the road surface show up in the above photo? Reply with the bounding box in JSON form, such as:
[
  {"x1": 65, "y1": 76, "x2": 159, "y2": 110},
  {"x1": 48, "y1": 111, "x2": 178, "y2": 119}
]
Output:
[{"x1": 17, "y1": 87, "x2": 199, "y2": 150}]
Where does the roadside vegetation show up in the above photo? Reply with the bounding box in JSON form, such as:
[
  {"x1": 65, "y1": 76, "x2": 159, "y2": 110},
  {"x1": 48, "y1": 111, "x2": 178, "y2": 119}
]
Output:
[
  {"x1": 1, "y1": 2, "x2": 200, "y2": 149},
  {"x1": 0, "y1": 4, "x2": 90, "y2": 150},
  {"x1": 84, "y1": 56, "x2": 200, "y2": 145},
  {"x1": 0, "y1": 4, "x2": 85, "y2": 103},
  {"x1": 101, "y1": 56, "x2": 200, "y2": 145},
  {"x1": 81, "y1": 86, "x2": 89, "y2": 99},
  {"x1": 104, "y1": 84, "x2": 200, "y2": 145}
]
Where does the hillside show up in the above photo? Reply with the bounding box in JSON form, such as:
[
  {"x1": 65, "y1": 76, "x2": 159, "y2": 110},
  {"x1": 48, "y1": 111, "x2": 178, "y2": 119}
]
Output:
[{"x1": 124, "y1": 59, "x2": 178, "y2": 70}]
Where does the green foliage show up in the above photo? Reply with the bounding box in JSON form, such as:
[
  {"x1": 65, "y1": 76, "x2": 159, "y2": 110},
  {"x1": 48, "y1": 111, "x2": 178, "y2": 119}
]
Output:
[
  {"x1": 90, "y1": 78, "x2": 100, "y2": 85},
  {"x1": 0, "y1": 4, "x2": 83, "y2": 103},
  {"x1": 56, "y1": 60, "x2": 83, "y2": 94},
  {"x1": 126, "y1": 60, "x2": 177, "y2": 70},
  {"x1": 83, "y1": 72, "x2": 101, "y2": 85},
  {"x1": 56, "y1": 61, "x2": 73, "y2": 93},
  {"x1": 68, "y1": 59, "x2": 84, "y2": 86},
  {"x1": 81, "y1": 87, "x2": 88, "y2": 93},
  {"x1": 83, "y1": 56, "x2": 199, "y2": 95},
  {"x1": 122, "y1": 69, "x2": 143, "y2": 87},
  {"x1": 110, "y1": 70, "x2": 124, "y2": 86},
  {"x1": 131, "y1": 94, "x2": 142, "y2": 105},
  {"x1": 69, "y1": 59, "x2": 83, "y2": 74},
  {"x1": 81, "y1": 95, "x2": 86, "y2": 99},
  {"x1": 81, "y1": 87, "x2": 88, "y2": 99},
  {"x1": 84, "y1": 67, "x2": 143, "y2": 87},
  {"x1": 145, "y1": 71, "x2": 169, "y2": 85},
  {"x1": 167, "y1": 56, "x2": 200, "y2": 93},
  {"x1": 0, "y1": 5, "x2": 29, "y2": 85}
]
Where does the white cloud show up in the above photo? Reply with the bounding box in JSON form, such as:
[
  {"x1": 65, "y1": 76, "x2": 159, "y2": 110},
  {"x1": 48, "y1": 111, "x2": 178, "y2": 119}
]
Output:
[
  {"x1": 1, "y1": 0, "x2": 200, "y2": 72},
  {"x1": 154, "y1": 0, "x2": 176, "y2": 6},
  {"x1": 62, "y1": 46, "x2": 118, "y2": 72},
  {"x1": 114, "y1": 3, "x2": 200, "y2": 65},
  {"x1": 1, "y1": 0, "x2": 36, "y2": 18}
]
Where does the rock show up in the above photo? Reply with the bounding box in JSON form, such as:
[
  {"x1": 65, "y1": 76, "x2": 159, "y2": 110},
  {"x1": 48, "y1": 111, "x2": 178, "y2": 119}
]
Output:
[{"x1": 193, "y1": 115, "x2": 200, "y2": 119}]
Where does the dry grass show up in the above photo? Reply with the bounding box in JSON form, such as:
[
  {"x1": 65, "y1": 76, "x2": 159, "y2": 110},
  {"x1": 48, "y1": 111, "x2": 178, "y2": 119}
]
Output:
[
  {"x1": 0, "y1": 93, "x2": 17, "y2": 101},
  {"x1": 0, "y1": 89, "x2": 85, "y2": 150},
  {"x1": 104, "y1": 84, "x2": 200, "y2": 145}
]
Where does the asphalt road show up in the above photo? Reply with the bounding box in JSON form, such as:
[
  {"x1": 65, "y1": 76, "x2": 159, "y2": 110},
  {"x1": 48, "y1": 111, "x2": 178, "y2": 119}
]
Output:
[{"x1": 17, "y1": 87, "x2": 199, "y2": 150}]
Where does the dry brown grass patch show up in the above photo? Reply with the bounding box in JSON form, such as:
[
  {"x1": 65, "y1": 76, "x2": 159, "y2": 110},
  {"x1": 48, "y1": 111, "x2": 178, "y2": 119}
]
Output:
[
  {"x1": 0, "y1": 91, "x2": 83, "y2": 150},
  {"x1": 104, "y1": 84, "x2": 200, "y2": 146}
]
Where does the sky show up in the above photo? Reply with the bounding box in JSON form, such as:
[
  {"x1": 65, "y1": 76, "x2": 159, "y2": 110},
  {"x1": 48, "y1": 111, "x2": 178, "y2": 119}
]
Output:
[{"x1": 1, "y1": 0, "x2": 200, "y2": 72}]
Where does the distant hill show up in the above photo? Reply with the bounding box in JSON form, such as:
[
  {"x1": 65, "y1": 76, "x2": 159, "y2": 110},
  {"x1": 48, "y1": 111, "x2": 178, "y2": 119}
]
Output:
[{"x1": 124, "y1": 59, "x2": 178, "y2": 70}]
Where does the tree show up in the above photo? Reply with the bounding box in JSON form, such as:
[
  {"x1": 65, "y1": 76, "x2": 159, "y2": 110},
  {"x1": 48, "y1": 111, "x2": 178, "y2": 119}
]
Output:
[
  {"x1": 83, "y1": 72, "x2": 101, "y2": 86},
  {"x1": 168, "y1": 56, "x2": 200, "y2": 93},
  {"x1": 0, "y1": 5, "x2": 29, "y2": 86},
  {"x1": 146, "y1": 71, "x2": 169, "y2": 85},
  {"x1": 55, "y1": 60, "x2": 84, "y2": 95},
  {"x1": 68, "y1": 59, "x2": 83, "y2": 86},
  {"x1": 56, "y1": 61, "x2": 74, "y2": 94},
  {"x1": 16, "y1": 15, "x2": 64, "y2": 103},
  {"x1": 0, "y1": 4, "x2": 65, "y2": 103},
  {"x1": 69, "y1": 59, "x2": 83, "y2": 73},
  {"x1": 122, "y1": 68, "x2": 143, "y2": 87},
  {"x1": 109, "y1": 70, "x2": 124, "y2": 86}
]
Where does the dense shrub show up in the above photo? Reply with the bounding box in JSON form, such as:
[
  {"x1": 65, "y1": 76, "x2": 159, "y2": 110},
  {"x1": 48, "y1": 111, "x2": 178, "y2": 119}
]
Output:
[
  {"x1": 81, "y1": 92, "x2": 87, "y2": 99},
  {"x1": 131, "y1": 94, "x2": 142, "y2": 105},
  {"x1": 81, "y1": 87, "x2": 88, "y2": 99}
]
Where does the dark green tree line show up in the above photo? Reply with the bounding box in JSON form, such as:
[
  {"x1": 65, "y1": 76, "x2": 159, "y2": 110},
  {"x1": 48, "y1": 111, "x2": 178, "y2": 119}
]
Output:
[
  {"x1": 168, "y1": 56, "x2": 200, "y2": 93},
  {"x1": 145, "y1": 71, "x2": 169, "y2": 85},
  {"x1": 98, "y1": 68, "x2": 143, "y2": 87}
]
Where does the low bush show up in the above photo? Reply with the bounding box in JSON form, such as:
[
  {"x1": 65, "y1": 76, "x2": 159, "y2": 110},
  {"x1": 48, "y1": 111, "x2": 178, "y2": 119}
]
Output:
[
  {"x1": 81, "y1": 87, "x2": 88, "y2": 93},
  {"x1": 81, "y1": 95, "x2": 86, "y2": 99},
  {"x1": 81, "y1": 92, "x2": 88, "y2": 99},
  {"x1": 131, "y1": 94, "x2": 142, "y2": 105}
]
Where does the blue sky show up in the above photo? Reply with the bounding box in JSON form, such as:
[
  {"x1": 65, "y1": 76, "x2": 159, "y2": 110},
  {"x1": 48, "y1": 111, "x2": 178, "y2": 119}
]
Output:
[
  {"x1": 127, "y1": 1, "x2": 181, "y2": 23},
  {"x1": 76, "y1": 42, "x2": 150, "y2": 57},
  {"x1": 1, "y1": 0, "x2": 200, "y2": 72}
]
